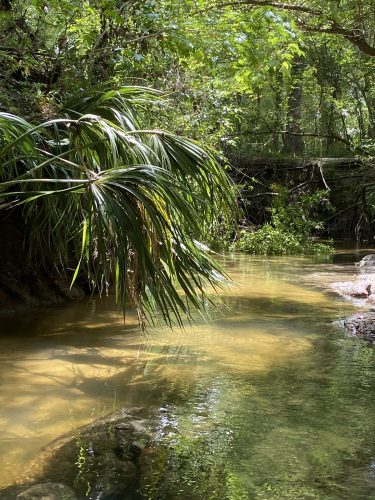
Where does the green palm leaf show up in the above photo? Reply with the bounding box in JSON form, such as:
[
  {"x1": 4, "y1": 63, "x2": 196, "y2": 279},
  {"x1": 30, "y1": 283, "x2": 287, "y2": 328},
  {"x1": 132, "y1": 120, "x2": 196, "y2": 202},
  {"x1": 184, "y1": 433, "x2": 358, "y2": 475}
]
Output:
[{"x1": 0, "y1": 86, "x2": 235, "y2": 327}]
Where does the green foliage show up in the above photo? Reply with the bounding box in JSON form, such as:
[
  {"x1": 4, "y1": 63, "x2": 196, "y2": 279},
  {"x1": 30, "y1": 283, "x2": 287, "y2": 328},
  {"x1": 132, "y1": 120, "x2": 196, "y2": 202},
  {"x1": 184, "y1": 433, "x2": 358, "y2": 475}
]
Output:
[
  {"x1": 0, "y1": 86, "x2": 235, "y2": 327},
  {"x1": 234, "y1": 224, "x2": 331, "y2": 255},
  {"x1": 233, "y1": 188, "x2": 333, "y2": 255},
  {"x1": 202, "y1": 219, "x2": 235, "y2": 251},
  {"x1": 2, "y1": 0, "x2": 375, "y2": 286},
  {"x1": 3, "y1": 0, "x2": 375, "y2": 158}
]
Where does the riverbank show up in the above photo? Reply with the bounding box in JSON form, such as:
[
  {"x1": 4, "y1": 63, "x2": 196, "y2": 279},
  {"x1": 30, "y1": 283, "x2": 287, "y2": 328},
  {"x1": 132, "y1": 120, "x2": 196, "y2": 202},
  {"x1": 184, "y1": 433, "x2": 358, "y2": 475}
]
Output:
[{"x1": 0, "y1": 212, "x2": 86, "y2": 312}]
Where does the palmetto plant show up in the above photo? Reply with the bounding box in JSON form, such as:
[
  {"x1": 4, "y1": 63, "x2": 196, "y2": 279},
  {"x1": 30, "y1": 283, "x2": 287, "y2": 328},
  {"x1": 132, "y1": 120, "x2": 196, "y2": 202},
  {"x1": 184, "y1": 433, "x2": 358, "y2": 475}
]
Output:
[{"x1": 0, "y1": 86, "x2": 234, "y2": 327}]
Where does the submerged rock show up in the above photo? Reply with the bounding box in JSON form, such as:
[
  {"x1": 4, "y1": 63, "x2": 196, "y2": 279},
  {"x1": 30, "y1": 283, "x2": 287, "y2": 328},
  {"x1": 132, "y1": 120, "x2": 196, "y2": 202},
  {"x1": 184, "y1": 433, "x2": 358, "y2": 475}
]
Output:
[
  {"x1": 17, "y1": 483, "x2": 76, "y2": 500},
  {"x1": 0, "y1": 407, "x2": 169, "y2": 500}
]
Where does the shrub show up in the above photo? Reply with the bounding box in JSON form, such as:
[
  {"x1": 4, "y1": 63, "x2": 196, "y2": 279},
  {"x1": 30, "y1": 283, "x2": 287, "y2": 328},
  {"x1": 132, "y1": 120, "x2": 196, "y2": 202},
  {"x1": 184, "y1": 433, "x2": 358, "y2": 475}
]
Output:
[{"x1": 232, "y1": 188, "x2": 333, "y2": 255}]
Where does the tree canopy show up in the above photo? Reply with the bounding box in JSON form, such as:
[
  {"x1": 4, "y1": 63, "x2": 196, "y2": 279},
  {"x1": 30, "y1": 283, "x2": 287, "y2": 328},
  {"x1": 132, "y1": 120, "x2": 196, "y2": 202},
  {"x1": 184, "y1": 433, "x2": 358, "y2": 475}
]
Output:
[
  {"x1": 2, "y1": 0, "x2": 375, "y2": 156},
  {"x1": 2, "y1": 0, "x2": 375, "y2": 320}
]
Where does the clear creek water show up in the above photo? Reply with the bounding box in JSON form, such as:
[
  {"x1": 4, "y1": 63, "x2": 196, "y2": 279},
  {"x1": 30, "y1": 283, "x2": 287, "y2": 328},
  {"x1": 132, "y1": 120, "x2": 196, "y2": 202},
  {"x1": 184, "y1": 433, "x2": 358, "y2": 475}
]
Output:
[{"x1": 1, "y1": 252, "x2": 375, "y2": 498}]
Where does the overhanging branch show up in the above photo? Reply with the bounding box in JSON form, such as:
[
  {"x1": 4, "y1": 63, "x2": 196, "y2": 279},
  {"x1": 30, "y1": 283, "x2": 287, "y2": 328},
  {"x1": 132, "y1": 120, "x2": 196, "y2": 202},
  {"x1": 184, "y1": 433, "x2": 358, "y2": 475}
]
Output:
[
  {"x1": 212, "y1": 0, "x2": 321, "y2": 15},
  {"x1": 211, "y1": 1, "x2": 375, "y2": 56},
  {"x1": 300, "y1": 22, "x2": 375, "y2": 57}
]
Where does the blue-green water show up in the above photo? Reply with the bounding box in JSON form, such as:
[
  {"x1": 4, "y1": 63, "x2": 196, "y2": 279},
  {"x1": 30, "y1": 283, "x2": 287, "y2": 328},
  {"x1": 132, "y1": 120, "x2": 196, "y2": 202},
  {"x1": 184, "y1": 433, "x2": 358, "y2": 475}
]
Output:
[{"x1": 1, "y1": 252, "x2": 375, "y2": 498}]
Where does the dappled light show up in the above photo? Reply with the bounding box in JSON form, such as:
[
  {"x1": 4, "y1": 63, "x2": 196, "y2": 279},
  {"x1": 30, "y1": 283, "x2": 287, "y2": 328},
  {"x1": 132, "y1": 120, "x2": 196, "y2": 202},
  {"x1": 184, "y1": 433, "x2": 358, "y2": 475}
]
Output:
[
  {"x1": 3, "y1": 1, "x2": 375, "y2": 498},
  {"x1": 1, "y1": 254, "x2": 374, "y2": 498}
]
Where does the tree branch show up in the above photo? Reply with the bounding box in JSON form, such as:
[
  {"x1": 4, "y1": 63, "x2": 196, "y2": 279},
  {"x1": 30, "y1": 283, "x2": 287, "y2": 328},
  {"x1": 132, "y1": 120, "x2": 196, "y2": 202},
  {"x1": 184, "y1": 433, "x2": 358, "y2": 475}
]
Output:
[
  {"x1": 228, "y1": 129, "x2": 352, "y2": 147},
  {"x1": 212, "y1": 0, "x2": 321, "y2": 15},
  {"x1": 299, "y1": 21, "x2": 375, "y2": 57},
  {"x1": 212, "y1": 1, "x2": 375, "y2": 56},
  {"x1": 326, "y1": 202, "x2": 362, "y2": 222}
]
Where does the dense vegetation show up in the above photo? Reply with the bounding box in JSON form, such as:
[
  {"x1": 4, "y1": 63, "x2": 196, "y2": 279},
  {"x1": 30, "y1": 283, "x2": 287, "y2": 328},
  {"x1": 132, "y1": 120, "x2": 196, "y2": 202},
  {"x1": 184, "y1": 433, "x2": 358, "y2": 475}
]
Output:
[
  {"x1": 2, "y1": 0, "x2": 375, "y2": 321},
  {"x1": 232, "y1": 188, "x2": 333, "y2": 255},
  {"x1": 3, "y1": 1, "x2": 375, "y2": 155}
]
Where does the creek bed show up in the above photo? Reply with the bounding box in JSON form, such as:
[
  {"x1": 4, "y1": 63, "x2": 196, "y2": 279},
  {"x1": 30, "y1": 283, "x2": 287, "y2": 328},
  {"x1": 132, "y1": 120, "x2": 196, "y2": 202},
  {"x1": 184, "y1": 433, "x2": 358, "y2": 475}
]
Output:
[{"x1": 1, "y1": 252, "x2": 375, "y2": 498}]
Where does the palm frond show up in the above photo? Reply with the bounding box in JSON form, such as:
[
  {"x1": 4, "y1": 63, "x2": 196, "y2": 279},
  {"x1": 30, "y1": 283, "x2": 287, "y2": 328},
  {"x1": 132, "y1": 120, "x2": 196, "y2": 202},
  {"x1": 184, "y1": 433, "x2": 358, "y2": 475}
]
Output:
[{"x1": 0, "y1": 86, "x2": 235, "y2": 327}]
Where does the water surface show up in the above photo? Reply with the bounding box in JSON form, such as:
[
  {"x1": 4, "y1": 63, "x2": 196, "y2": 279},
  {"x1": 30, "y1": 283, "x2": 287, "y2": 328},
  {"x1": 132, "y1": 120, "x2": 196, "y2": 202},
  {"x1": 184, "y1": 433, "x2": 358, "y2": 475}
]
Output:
[{"x1": 1, "y1": 252, "x2": 375, "y2": 498}]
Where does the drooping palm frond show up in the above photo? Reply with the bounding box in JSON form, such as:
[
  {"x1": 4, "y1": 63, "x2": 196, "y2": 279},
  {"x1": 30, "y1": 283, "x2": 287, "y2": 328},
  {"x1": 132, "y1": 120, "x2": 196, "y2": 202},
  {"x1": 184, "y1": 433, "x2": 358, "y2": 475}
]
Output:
[{"x1": 0, "y1": 86, "x2": 235, "y2": 327}]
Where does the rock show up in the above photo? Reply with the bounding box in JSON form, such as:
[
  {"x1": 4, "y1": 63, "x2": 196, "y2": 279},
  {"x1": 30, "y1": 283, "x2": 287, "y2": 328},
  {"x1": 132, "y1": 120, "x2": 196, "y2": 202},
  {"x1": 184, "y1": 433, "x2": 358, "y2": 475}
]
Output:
[
  {"x1": 129, "y1": 420, "x2": 147, "y2": 433},
  {"x1": 131, "y1": 441, "x2": 146, "y2": 453},
  {"x1": 14, "y1": 407, "x2": 166, "y2": 500},
  {"x1": 0, "y1": 407, "x2": 177, "y2": 499},
  {"x1": 17, "y1": 483, "x2": 76, "y2": 500},
  {"x1": 356, "y1": 254, "x2": 375, "y2": 268},
  {"x1": 331, "y1": 277, "x2": 375, "y2": 300},
  {"x1": 338, "y1": 312, "x2": 375, "y2": 343}
]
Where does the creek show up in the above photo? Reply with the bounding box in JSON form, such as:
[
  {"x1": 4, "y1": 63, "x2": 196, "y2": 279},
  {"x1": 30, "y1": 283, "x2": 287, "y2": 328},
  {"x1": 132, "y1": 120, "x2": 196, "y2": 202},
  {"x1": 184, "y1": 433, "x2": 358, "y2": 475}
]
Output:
[{"x1": 1, "y1": 251, "x2": 375, "y2": 498}]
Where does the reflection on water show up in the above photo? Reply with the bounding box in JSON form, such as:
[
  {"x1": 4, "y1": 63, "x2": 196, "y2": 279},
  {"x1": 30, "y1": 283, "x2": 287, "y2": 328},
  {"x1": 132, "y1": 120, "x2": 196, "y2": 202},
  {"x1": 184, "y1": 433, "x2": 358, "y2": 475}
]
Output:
[{"x1": 1, "y1": 252, "x2": 375, "y2": 497}]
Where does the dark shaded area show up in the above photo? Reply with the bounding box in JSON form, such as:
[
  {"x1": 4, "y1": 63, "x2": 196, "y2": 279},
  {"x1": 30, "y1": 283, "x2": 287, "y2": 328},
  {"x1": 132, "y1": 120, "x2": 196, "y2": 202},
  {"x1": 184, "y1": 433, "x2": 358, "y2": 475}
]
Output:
[
  {"x1": 0, "y1": 210, "x2": 86, "y2": 312},
  {"x1": 229, "y1": 156, "x2": 375, "y2": 240}
]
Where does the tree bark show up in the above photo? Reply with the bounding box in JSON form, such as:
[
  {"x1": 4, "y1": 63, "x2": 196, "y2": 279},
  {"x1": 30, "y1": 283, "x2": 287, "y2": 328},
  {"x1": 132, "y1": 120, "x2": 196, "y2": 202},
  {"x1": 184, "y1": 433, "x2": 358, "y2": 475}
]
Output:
[
  {"x1": 283, "y1": 57, "x2": 304, "y2": 156},
  {"x1": 271, "y1": 70, "x2": 283, "y2": 152}
]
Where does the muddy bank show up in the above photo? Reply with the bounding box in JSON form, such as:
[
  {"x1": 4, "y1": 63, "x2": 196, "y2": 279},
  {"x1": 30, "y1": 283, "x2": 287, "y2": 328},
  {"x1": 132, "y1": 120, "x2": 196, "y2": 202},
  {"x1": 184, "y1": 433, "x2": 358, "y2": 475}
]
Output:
[{"x1": 0, "y1": 211, "x2": 85, "y2": 312}]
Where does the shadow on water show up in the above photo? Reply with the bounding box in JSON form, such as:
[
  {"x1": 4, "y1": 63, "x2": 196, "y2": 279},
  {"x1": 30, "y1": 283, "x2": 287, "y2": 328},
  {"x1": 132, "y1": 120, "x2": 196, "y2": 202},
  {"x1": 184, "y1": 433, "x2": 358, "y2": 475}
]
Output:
[
  {"x1": 1, "y1": 254, "x2": 375, "y2": 498},
  {"x1": 217, "y1": 294, "x2": 350, "y2": 321},
  {"x1": 121, "y1": 335, "x2": 375, "y2": 500}
]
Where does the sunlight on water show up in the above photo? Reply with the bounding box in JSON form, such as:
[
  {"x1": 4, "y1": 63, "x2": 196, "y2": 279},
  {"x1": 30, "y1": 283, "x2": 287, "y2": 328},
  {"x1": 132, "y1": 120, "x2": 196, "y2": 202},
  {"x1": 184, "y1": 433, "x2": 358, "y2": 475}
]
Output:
[{"x1": 1, "y1": 251, "x2": 375, "y2": 498}]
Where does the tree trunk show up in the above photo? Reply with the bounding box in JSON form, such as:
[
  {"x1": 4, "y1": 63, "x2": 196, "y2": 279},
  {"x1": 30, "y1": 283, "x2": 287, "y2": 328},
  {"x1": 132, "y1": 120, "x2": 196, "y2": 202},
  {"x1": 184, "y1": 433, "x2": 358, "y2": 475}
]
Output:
[
  {"x1": 272, "y1": 70, "x2": 283, "y2": 152},
  {"x1": 283, "y1": 57, "x2": 304, "y2": 156}
]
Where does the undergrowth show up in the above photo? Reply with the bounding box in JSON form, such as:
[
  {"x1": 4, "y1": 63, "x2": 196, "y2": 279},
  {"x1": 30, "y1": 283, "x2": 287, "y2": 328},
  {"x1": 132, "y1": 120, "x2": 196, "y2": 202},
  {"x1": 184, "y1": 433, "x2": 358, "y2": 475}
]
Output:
[{"x1": 232, "y1": 187, "x2": 333, "y2": 255}]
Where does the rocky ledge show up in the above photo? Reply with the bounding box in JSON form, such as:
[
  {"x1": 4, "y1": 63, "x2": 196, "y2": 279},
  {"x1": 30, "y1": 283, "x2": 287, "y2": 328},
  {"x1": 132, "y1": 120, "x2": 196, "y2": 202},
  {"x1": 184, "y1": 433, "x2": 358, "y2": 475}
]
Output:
[
  {"x1": 331, "y1": 255, "x2": 375, "y2": 303},
  {"x1": 332, "y1": 255, "x2": 375, "y2": 344}
]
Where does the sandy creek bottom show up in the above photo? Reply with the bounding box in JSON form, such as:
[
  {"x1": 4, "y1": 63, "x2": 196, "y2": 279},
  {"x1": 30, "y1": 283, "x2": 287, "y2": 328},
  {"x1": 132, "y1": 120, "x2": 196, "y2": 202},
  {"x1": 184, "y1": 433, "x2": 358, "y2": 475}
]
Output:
[{"x1": 1, "y1": 251, "x2": 375, "y2": 498}]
